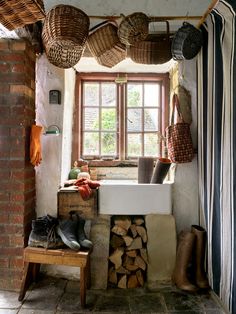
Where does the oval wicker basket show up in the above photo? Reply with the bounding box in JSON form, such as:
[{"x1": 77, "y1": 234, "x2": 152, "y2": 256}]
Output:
[
  {"x1": 0, "y1": 0, "x2": 45, "y2": 31},
  {"x1": 118, "y1": 12, "x2": 150, "y2": 46},
  {"x1": 171, "y1": 22, "x2": 203, "y2": 60},
  {"x1": 42, "y1": 4, "x2": 90, "y2": 68},
  {"x1": 130, "y1": 21, "x2": 172, "y2": 65},
  {"x1": 87, "y1": 21, "x2": 126, "y2": 68}
]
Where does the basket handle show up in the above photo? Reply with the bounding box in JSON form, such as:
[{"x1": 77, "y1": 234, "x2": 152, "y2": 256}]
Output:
[
  {"x1": 170, "y1": 93, "x2": 185, "y2": 125},
  {"x1": 89, "y1": 19, "x2": 118, "y2": 34},
  {"x1": 149, "y1": 19, "x2": 170, "y2": 37}
]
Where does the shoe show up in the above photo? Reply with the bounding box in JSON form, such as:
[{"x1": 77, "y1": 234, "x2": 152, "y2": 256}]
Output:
[
  {"x1": 56, "y1": 220, "x2": 80, "y2": 251},
  {"x1": 28, "y1": 215, "x2": 64, "y2": 249}
]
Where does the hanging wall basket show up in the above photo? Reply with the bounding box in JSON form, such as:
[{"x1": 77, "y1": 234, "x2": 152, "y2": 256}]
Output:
[{"x1": 171, "y1": 22, "x2": 203, "y2": 60}]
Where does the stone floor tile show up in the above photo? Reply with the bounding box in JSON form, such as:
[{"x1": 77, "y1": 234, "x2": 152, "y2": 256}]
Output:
[
  {"x1": 0, "y1": 310, "x2": 18, "y2": 314},
  {"x1": 163, "y1": 290, "x2": 202, "y2": 312},
  {"x1": 57, "y1": 291, "x2": 98, "y2": 312},
  {"x1": 129, "y1": 294, "x2": 166, "y2": 314},
  {"x1": 198, "y1": 293, "x2": 223, "y2": 310},
  {"x1": 205, "y1": 310, "x2": 228, "y2": 314},
  {"x1": 105, "y1": 286, "x2": 147, "y2": 297},
  {"x1": 18, "y1": 310, "x2": 55, "y2": 314},
  {"x1": 0, "y1": 290, "x2": 21, "y2": 309},
  {"x1": 93, "y1": 295, "x2": 130, "y2": 313}
]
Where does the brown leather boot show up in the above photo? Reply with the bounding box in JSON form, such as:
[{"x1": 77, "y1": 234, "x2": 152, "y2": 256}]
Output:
[
  {"x1": 172, "y1": 231, "x2": 198, "y2": 292},
  {"x1": 191, "y1": 225, "x2": 210, "y2": 289}
]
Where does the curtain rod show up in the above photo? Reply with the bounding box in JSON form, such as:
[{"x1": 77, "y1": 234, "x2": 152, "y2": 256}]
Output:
[
  {"x1": 89, "y1": 15, "x2": 201, "y2": 21},
  {"x1": 197, "y1": 0, "x2": 219, "y2": 27}
]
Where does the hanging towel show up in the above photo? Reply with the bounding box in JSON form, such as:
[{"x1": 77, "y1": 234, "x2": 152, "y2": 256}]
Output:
[{"x1": 30, "y1": 125, "x2": 43, "y2": 166}]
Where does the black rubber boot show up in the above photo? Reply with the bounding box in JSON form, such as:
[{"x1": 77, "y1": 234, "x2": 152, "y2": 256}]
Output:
[
  {"x1": 56, "y1": 220, "x2": 80, "y2": 251},
  {"x1": 77, "y1": 217, "x2": 93, "y2": 250}
]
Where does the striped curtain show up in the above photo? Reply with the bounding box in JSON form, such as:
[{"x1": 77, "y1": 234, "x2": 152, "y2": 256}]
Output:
[{"x1": 198, "y1": 0, "x2": 236, "y2": 312}]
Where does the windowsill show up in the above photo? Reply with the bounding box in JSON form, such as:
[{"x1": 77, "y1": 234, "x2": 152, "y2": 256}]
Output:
[{"x1": 78, "y1": 160, "x2": 138, "y2": 167}]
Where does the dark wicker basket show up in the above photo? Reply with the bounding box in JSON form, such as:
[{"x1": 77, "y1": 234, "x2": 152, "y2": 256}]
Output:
[
  {"x1": 118, "y1": 12, "x2": 150, "y2": 46},
  {"x1": 0, "y1": 0, "x2": 45, "y2": 31},
  {"x1": 130, "y1": 21, "x2": 172, "y2": 65},
  {"x1": 87, "y1": 21, "x2": 126, "y2": 68},
  {"x1": 42, "y1": 4, "x2": 90, "y2": 68},
  {"x1": 171, "y1": 22, "x2": 203, "y2": 60}
]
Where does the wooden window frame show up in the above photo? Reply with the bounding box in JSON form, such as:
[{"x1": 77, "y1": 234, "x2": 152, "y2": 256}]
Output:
[{"x1": 72, "y1": 72, "x2": 169, "y2": 164}]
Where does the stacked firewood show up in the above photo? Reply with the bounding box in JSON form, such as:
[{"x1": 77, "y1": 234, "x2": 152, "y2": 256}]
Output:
[{"x1": 108, "y1": 215, "x2": 148, "y2": 289}]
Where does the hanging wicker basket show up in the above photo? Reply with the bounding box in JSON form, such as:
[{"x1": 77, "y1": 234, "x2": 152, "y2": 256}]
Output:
[
  {"x1": 87, "y1": 21, "x2": 127, "y2": 68},
  {"x1": 42, "y1": 4, "x2": 90, "y2": 69},
  {"x1": 130, "y1": 21, "x2": 172, "y2": 65},
  {"x1": 171, "y1": 22, "x2": 203, "y2": 60},
  {"x1": 118, "y1": 12, "x2": 150, "y2": 46},
  {"x1": 0, "y1": 0, "x2": 45, "y2": 31}
]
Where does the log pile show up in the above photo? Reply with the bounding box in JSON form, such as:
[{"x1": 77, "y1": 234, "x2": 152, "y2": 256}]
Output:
[{"x1": 108, "y1": 215, "x2": 148, "y2": 289}]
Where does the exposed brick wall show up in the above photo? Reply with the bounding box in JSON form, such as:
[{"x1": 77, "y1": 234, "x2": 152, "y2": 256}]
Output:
[{"x1": 0, "y1": 39, "x2": 36, "y2": 291}]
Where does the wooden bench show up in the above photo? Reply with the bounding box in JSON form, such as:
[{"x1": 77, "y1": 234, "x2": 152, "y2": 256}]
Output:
[{"x1": 18, "y1": 245, "x2": 91, "y2": 307}]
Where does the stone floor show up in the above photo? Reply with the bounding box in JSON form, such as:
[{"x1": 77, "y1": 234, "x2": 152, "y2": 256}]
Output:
[{"x1": 0, "y1": 275, "x2": 229, "y2": 314}]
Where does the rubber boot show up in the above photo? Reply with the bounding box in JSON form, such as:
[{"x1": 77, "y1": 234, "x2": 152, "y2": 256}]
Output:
[
  {"x1": 56, "y1": 220, "x2": 80, "y2": 251},
  {"x1": 150, "y1": 158, "x2": 171, "y2": 183},
  {"x1": 77, "y1": 217, "x2": 93, "y2": 250},
  {"x1": 172, "y1": 231, "x2": 198, "y2": 292},
  {"x1": 191, "y1": 225, "x2": 210, "y2": 289}
]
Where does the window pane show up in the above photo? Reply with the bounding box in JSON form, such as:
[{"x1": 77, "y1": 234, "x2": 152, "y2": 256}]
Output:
[
  {"x1": 84, "y1": 83, "x2": 99, "y2": 106},
  {"x1": 127, "y1": 133, "x2": 142, "y2": 156},
  {"x1": 83, "y1": 132, "x2": 99, "y2": 155},
  {"x1": 127, "y1": 84, "x2": 142, "y2": 107},
  {"x1": 144, "y1": 133, "x2": 160, "y2": 156},
  {"x1": 127, "y1": 109, "x2": 142, "y2": 132},
  {"x1": 144, "y1": 108, "x2": 159, "y2": 131},
  {"x1": 101, "y1": 133, "x2": 116, "y2": 156},
  {"x1": 144, "y1": 84, "x2": 160, "y2": 107},
  {"x1": 84, "y1": 108, "x2": 99, "y2": 130},
  {"x1": 102, "y1": 83, "x2": 116, "y2": 106},
  {"x1": 102, "y1": 108, "x2": 116, "y2": 131}
]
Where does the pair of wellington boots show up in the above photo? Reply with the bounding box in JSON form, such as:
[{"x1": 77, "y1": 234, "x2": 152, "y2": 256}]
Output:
[{"x1": 172, "y1": 225, "x2": 209, "y2": 292}]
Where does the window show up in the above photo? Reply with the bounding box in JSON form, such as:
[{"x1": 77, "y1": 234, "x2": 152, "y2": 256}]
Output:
[{"x1": 73, "y1": 73, "x2": 169, "y2": 161}]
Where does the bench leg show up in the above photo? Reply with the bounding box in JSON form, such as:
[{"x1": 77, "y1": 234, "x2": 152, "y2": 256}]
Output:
[
  {"x1": 80, "y1": 266, "x2": 86, "y2": 308},
  {"x1": 18, "y1": 262, "x2": 35, "y2": 301},
  {"x1": 32, "y1": 263, "x2": 40, "y2": 282}
]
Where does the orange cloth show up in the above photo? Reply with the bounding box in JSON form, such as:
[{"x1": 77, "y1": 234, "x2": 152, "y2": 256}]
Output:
[
  {"x1": 30, "y1": 125, "x2": 42, "y2": 166},
  {"x1": 74, "y1": 178, "x2": 100, "y2": 200}
]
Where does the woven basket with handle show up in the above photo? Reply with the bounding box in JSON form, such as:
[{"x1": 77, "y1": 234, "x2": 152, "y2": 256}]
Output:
[
  {"x1": 0, "y1": 0, "x2": 45, "y2": 31},
  {"x1": 42, "y1": 4, "x2": 90, "y2": 69},
  {"x1": 118, "y1": 12, "x2": 150, "y2": 46},
  {"x1": 130, "y1": 21, "x2": 172, "y2": 65},
  {"x1": 87, "y1": 21, "x2": 126, "y2": 68}
]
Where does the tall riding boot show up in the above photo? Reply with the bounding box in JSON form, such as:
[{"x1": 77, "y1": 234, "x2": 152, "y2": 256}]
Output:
[
  {"x1": 191, "y1": 225, "x2": 209, "y2": 289},
  {"x1": 172, "y1": 231, "x2": 198, "y2": 292}
]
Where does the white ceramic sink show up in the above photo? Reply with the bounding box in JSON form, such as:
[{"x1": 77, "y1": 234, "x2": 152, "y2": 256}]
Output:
[{"x1": 98, "y1": 180, "x2": 173, "y2": 215}]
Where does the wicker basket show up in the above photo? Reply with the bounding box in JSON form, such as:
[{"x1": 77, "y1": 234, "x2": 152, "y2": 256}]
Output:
[
  {"x1": 87, "y1": 21, "x2": 126, "y2": 68},
  {"x1": 130, "y1": 21, "x2": 172, "y2": 65},
  {"x1": 42, "y1": 4, "x2": 90, "y2": 68},
  {"x1": 0, "y1": 0, "x2": 45, "y2": 31},
  {"x1": 118, "y1": 12, "x2": 150, "y2": 46}
]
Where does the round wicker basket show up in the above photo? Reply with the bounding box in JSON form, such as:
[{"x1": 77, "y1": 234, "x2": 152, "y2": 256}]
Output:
[
  {"x1": 42, "y1": 4, "x2": 90, "y2": 68},
  {"x1": 118, "y1": 12, "x2": 150, "y2": 46}
]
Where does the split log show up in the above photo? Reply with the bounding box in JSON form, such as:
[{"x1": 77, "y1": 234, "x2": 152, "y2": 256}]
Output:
[
  {"x1": 136, "y1": 226, "x2": 147, "y2": 243},
  {"x1": 125, "y1": 264, "x2": 139, "y2": 271},
  {"x1": 130, "y1": 224, "x2": 138, "y2": 237},
  {"x1": 118, "y1": 275, "x2": 127, "y2": 289},
  {"x1": 134, "y1": 255, "x2": 146, "y2": 271},
  {"x1": 111, "y1": 225, "x2": 127, "y2": 236},
  {"x1": 126, "y1": 250, "x2": 137, "y2": 258},
  {"x1": 133, "y1": 216, "x2": 144, "y2": 226},
  {"x1": 109, "y1": 248, "x2": 124, "y2": 269},
  {"x1": 127, "y1": 236, "x2": 142, "y2": 250},
  {"x1": 136, "y1": 269, "x2": 144, "y2": 287},
  {"x1": 110, "y1": 234, "x2": 125, "y2": 248},
  {"x1": 123, "y1": 255, "x2": 133, "y2": 267},
  {"x1": 114, "y1": 216, "x2": 131, "y2": 231},
  {"x1": 116, "y1": 266, "x2": 131, "y2": 275},
  {"x1": 127, "y1": 274, "x2": 139, "y2": 288},
  {"x1": 122, "y1": 235, "x2": 133, "y2": 246},
  {"x1": 140, "y1": 248, "x2": 148, "y2": 264},
  {"x1": 108, "y1": 267, "x2": 117, "y2": 284}
]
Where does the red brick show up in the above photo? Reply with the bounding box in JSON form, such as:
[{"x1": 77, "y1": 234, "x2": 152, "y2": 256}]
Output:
[
  {"x1": 0, "y1": 257, "x2": 9, "y2": 268},
  {"x1": 0, "y1": 64, "x2": 10, "y2": 73},
  {"x1": 0, "y1": 278, "x2": 22, "y2": 291},
  {"x1": 0, "y1": 213, "x2": 9, "y2": 223},
  {"x1": 8, "y1": 204, "x2": 25, "y2": 213},
  {"x1": 0, "y1": 235, "x2": 9, "y2": 246},
  {"x1": 0, "y1": 126, "x2": 10, "y2": 136},
  {"x1": 0, "y1": 40, "x2": 9, "y2": 50},
  {"x1": 0, "y1": 192, "x2": 10, "y2": 202},
  {"x1": 0, "y1": 53, "x2": 25, "y2": 63},
  {"x1": 9, "y1": 257, "x2": 23, "y2": 268},
  {"x1": 10, "y1": 126, "x2": 26, "y2": 137},
  {"x1": 9, "y1": 214, "x2": 24, "y2": 225},
  {"x1": 9, "y1": 235, "x2": 24, "y2": 247},
  {"x1": 10, "y1": 41, "x2": 26, "y2": 51},
  {"x1": 2, "y1": 224, "x2": 23, "y2": 234},
  {"x1": 0, "y1": 84, "x2": 10, "y2": 93},
  {"x1": 0, "y1": 247, "x2": 23, "y2": 256},
  {"x1": 10, "y1": 193, "x2": 24, "y2": 202},
  {"x1": 0, "y1": 73, "x2": 25, "y2": 84},
  {"x1": 11, "y1": 63, "x2": 26, "y2": 73}
]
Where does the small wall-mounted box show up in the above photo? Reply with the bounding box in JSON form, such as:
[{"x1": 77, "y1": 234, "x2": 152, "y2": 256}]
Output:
[{"x1": 49, "y1": 90, "x2": 61, "y2": 104}]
